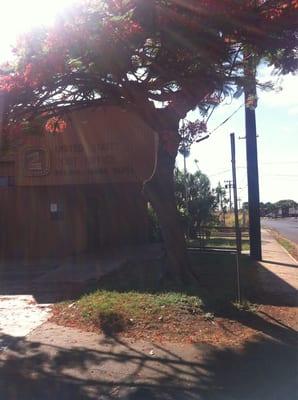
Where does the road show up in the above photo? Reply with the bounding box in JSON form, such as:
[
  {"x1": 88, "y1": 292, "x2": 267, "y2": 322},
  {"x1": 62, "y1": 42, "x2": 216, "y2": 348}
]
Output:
[{"x1": 262, "y1": 217, "x2": 298, "y2": 244}]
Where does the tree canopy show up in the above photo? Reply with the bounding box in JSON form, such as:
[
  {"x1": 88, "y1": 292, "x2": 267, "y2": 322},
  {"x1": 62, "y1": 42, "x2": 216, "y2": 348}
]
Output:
[
  {"x1": 0, "y1": 0, "x2": 297, "y2": 138},
  {"x1": 259, "y1": 199, "x2": 298, "y2": 216}
]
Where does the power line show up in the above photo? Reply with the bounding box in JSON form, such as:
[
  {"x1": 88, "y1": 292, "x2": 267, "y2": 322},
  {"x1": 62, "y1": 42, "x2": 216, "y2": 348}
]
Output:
[
  {"x1": 209, "y1": 104, "x2": 244, "y2": 134},
  {"x1": 205, "y1": 46, "x2": 242, "y2": 125},
  {"x1": 208, "y1": 168, "x2": 231, "y2": 177},
  {"x1": 185, "y1": 102, "x2": 244, "y2": 141},
  {"x1": 260, "y1": 161, "x2": 298, "y2": 165},
  {"x1": 263, "y1": 174, "x2": 298, "y2": 177},
  {"x1": 208, "y1": 165, "x2": 255, "y2": 176}
]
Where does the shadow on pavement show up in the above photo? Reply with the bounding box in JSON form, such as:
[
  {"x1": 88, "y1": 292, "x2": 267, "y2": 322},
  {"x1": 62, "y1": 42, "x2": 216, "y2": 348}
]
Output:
[
  {"x1": 0, "y1": 253, "x2": 297, "y2": 349},
  {"x1": 1, "y1": 253, "x2": 297, "y2": 305},
  {"x1": 0, "y1": 252, "x2": 297, "y2": 399},
  {"x1": 261, "y1": 259, "x2": 297, "y2": 268},
  {"x1": 0, "y1": 332, "x2": 297, "y2": 400}
]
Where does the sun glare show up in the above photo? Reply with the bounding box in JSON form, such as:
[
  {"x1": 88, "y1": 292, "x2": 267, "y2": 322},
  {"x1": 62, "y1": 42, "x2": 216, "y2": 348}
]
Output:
[{"x1": 0, "y1": 0, "x2": 78, "y2": 62}]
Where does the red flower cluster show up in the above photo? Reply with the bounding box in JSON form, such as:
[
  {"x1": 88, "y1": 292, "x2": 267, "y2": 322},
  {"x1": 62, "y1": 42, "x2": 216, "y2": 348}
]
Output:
[
  {"x1": 45, "y1": 117, "x2": 67, "y2": 134},
  {"x1": 0, "y1": 51, "x2": 67, "y2": 93},
  {"x1": 261, "y1": 0, "x2": 298, "y2": 20},
  {"x1": 104, "y1": 18, "x2": 143, "y2": 43},
  {"x1": 0, "y1": 73, "x2": 24, "y2": 92}
]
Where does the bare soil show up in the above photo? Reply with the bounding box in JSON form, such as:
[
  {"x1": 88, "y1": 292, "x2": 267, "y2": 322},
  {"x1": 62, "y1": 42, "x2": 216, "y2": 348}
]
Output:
[{"x1": 50, "y1": 299, "x2": 298, "y2": 347}]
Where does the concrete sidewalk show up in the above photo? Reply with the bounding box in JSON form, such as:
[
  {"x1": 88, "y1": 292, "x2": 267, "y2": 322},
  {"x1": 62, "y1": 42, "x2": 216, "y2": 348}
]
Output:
[
  {"x1": 0, "y1": 321, "x2": 297, "y2": 400},
  {"x1": 261, "y1": 228, "x2": 297, "y2": 267},
  {"x1": 0, "y1": 244, "x2": 162, "y2": 303},
  {"x1": 0, "y1": 231, "x2": 297, "y2": 399},
  {"x1": 256, "y1": 229, "x2": 298, "y2": 301}
]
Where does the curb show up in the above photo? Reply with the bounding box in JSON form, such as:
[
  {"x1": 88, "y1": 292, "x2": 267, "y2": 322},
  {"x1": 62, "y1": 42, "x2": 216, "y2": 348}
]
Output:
[{"x1": 263, "y1": 228, "x2": 298, "y2": 265}]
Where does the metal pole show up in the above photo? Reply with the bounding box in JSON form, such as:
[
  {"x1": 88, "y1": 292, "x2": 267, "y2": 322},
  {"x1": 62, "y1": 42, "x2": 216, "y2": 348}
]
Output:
[
  {"x1": 183, "y1": 149, "x2": 190, "y2": 238},
  {"x1": 230, "y1": 133, "x2": 241, "y2": 303},
  {"x1": 243, "y1": 209, "x2": 246, "y2": 228},
  {"x1": 235, "y1": 253, "x2": 241, "y2": 303},
  {"x1": 183, "y1": 151, "x2": 188, "y2": 202},
  {"x1": 230, "y1": 133, "x2": 241, "y2": 254},
  {"x1": 244, "y1": 52, "x2": 262, "y2": 261},
  {"x1": 245, "y1": 105, "x2": 262, "y2": 260},
  {"x1": 224, "y1": 180, "x2": 232, "y2": 211},
  {"x1": 229, "y1": 183, "x2": 232, "y2": 211}
]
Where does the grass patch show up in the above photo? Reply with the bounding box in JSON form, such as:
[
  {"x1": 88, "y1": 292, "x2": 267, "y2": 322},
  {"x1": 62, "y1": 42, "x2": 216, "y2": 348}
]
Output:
[
  {"x1": 232, "y1": 300, "x2": 258, "y2": 313},
  {"x1": 188, "y1": 238, "x2": 250, "y2": 251},
  {"x1": 78, "y1": 290, "x2": 202, "y2": 321},
  {"x1": 52, "y1": 252, "x2": 259, "y2": 339},
  {"x1": 277, "y1": 236, "x2": 298, "y2": 260}
]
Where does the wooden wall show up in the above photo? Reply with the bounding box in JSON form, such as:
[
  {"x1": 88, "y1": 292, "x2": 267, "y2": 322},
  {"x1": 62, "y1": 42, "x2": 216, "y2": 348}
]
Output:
[
  {"x1": 0, "y1": 106, "x2": 154, "y2": 260},
  {"x1": 0, "y1": 183, "x2": 149, "y2": 260},
  {"x1": 16, "y1": 107, "x2": 157, "y2": 186}
]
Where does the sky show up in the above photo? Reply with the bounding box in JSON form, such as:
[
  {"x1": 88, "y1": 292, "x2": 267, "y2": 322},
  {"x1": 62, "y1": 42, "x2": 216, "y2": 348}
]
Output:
[
  {"x1": 177, "y1": 69, "x2": 298, "y2": 205},
  {"x1": 0, "y1": 0, "x2": 297, "y2": 205}
]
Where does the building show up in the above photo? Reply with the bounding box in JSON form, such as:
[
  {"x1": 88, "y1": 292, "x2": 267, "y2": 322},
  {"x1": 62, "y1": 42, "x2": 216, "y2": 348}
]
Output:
[{"x1": 0, "y1": 107, "x2": 156, "y2": 260}]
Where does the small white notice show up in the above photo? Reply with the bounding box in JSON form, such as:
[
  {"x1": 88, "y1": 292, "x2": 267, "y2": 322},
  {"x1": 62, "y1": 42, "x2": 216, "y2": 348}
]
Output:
[{"x1": 50, "y1": 203, "x2": 58, "y2": 213}]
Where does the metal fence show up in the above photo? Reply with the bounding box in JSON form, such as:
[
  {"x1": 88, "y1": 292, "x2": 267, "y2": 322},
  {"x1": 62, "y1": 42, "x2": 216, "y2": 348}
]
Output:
[{"x1": 187, "y1": 226, "x2": 249, "y2": 253}]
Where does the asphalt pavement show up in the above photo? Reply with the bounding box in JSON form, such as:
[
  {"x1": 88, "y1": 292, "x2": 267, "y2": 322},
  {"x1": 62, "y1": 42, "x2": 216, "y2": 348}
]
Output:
[{"x1": 262, "y1": 217, "x2": 298, "y2": 244}]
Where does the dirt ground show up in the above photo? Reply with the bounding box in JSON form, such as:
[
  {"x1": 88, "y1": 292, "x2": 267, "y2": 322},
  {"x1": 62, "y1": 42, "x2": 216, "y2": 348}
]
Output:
[
  {"x1": 0, "y1": 231, "x2": 297, "y2": 399},
  {"x1": 50, "y1": 301, "x2": 298, "y2": 347},
  {"x1": 50, "y1": 229, "x2": 298, "y2": 347}
]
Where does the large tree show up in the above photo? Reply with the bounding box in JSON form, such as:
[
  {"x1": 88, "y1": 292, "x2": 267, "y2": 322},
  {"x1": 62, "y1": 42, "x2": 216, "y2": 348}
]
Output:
[{"x1": 0, "y1": 0, "x2": 297, "y2": 281}]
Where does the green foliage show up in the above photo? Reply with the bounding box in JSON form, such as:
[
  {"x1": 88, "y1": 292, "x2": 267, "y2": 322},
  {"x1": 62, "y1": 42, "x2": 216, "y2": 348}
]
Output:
[
  {"x1": 275, "y1": 199, "x2": 297, "y2": 209},
  {"x1": 174, "y1": 168, "x2": 218, "y2": 238},
  {"x1": 147, "y1": 204, "x2": 162, "y2": 242},
  {"x1": 146, "y1": 168, "x2": 219, "y2": 242}
]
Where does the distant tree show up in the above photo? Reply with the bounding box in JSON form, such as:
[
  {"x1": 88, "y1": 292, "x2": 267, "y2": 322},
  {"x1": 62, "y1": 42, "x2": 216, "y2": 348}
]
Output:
[
  {"x1": 259, "y1": 202, "x2": 275, "y2": 216},
  {"x1": 215, "y1": 182, "x2": 229, "y2": 222},
  {"x1": 174, "y1": 168, "x2": 217, "y2": 238},
  {"x1": 1, "y1": 0, "x2": 297, "y2": 282},
  {"x1": 275, "y1": 199, "x2": 297, "y2": 209},
  {"x1": 259, "y1": 200, "x2": 297, "y2": 217}
]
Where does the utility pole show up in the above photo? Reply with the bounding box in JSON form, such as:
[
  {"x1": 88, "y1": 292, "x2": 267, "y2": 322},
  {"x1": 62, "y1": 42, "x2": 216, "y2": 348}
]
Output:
[
  {"x1": 183, "y1": 150, "x2": 188, "y2": 201},
  {"x1": 224, "y1": 180, "x2": 233, "y2": 211},
  {"x1": 238, "y1": 198, "x2": 242, "y2": 210},
  {"x1": 230, "y1": 133, "x2": 241, "y2": 303},
  {"x1": 244, "y1": 51, "x2": 262, "y2": 261},
  {"x1": 242, "y1": 208, "x2": 246, "y2": 228},
  {"x1": 230, "y1": 133, "x2": 241, "y2": 254},
  {"x1": 181, "y1": 120, "x2": 189, "y2": 211}
]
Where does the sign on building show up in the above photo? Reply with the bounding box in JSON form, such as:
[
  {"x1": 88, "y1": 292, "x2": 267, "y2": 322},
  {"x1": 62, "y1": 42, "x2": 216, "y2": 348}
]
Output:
[{"x1": 16, "y1": 107, "x2": 157, "y2": 186}]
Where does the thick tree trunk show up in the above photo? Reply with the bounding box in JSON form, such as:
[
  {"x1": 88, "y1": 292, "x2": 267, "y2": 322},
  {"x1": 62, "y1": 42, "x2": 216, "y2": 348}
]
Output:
[
  {"x1": 143, "y1": 136, "x2": 193, "y2": 284},
  {"x1": 127, "y1": 100, "x2": 196, "y2": 283}
]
